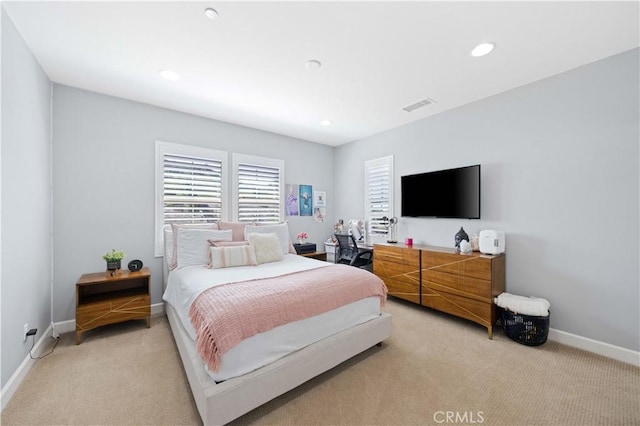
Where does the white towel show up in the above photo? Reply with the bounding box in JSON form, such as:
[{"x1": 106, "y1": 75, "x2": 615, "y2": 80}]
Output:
[{"x1": 495, "y1": 292, "x2": 550, "y2": 317}]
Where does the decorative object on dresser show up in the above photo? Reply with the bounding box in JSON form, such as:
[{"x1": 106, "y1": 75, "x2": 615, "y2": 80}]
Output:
[
  {"x1": 479, "y1": 230, "x2": 505, "y2": 254},
  {"x1": 470, "y1": 233, "x2": 480, "y2": 251},
  {"x1": 102, "y1": 249, "x2": 125, "y2": 274},
  {"x1": 381, "y1": 216, "x2": 398, "y2": 243},
  {"x1": 75, "y1": 267, "x2": 150, "y2": 344},
  {"x1": 374, "y1": 242, "x2": 505, "y2": 338},
  {"x1": 128, "y1": 259, "x2": 143, "y2": 272},
  {"x1": 454, "y1": 226, "x2": 469, "y2": 248},
  {"x1": 458, "y1": 240, "x2": 472, "y2": 253}
]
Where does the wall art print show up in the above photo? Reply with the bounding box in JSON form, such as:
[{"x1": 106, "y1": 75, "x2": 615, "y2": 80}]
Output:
[
  {"x1": 299, "y1": 184, "x2": 313, "y2": 216},
  {"x1": 285, "y1": 184, "x2": 299, "y2": 216}
]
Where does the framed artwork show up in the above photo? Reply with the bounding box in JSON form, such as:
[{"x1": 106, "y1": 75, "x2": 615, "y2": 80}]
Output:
[
  {"x1": 299, "y1": 185, "x2": 313, "y2": 216},
  {"x1": 285, "y1": 184, "x2": 299, "y2": 216},
  {"x1": 314, "y1": 207, "x2": 325, "y2": 222},
  {"x1": 314, "y1": 191, "x2": 326, "y2": 207}
]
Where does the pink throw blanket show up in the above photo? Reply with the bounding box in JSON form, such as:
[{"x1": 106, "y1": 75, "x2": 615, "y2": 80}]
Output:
[{"x1": 189, "y1": 264, "x2": 387, "y2": 372}]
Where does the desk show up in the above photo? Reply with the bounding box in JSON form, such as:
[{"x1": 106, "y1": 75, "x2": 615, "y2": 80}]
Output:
[{"x1": 300, "y1": 251, "x2": 327, "y2": 261}]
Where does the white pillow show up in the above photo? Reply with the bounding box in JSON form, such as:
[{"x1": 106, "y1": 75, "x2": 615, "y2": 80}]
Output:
[
  {"x1": 209, "y1": 245, "x2": 257, "y2": 269},
  {"x1": 247, "y1": 232, "x2": 284, "y2": 264},
  {"x1": 244, "y1": 223, "x2": 291, "y2": 255},
  {"x1": 169, "y1": 223, "x2": 219, "y2": 270},
  {"x1": 176, "y1": 228, "x2": 232, "y2": 268}
]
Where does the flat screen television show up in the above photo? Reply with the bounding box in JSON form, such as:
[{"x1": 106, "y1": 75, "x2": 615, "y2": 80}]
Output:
[{"x1": 401, "y1": 164, "x2": 480, "y2": 219}]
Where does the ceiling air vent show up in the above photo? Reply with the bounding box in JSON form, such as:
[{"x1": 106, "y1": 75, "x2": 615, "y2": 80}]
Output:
[{"x1": 402, "y1": 98, "x2": 436, "y2": 113}]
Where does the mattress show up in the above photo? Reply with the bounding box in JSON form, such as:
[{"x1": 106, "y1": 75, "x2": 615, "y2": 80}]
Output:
[{"x1": 163, "y1": 254, "x2": 382, "y2": 382}]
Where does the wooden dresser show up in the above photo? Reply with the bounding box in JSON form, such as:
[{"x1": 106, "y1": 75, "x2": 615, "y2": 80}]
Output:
[{"x1": 374, "y1": 243, "x2": 505, "y2": 338}]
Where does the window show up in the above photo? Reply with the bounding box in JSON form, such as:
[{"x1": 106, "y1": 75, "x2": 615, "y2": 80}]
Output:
[
  {"x1": 155, "y1": 141, "x2": 228, "y2": 255},
  {"x1": 232, "y1": 153, "x2": 284, "y2": 223},
  {"x1": 365, "y1": 155, "x2": 394, "y2": 244}
]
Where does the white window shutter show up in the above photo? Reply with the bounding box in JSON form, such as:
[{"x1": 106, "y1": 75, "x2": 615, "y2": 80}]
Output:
[
  {"x1": 365, "y1": 156, "x2": 394, "y2": 244},
  {"x1": 233, "y1": 154, "x2": 284, "y2": 223},
  {"x1": 155, "y1": 141, "x2": 227, "y2": 256}
]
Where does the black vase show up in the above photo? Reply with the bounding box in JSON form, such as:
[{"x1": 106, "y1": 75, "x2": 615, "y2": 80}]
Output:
[
  {"x1": 106, "y1": 260, "x2": 121, "y2": 271},
  {"x1": 454, "y1": 227, "x2": 469, "y2": 248}
]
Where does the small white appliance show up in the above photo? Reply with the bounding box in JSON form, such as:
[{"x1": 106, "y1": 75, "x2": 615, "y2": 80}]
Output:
[{"x1": 479, "y1": 230, "x2": 505, "y2": 255}]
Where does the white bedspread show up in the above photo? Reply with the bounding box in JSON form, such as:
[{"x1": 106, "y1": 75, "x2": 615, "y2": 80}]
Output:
[{"x1": 163, "y1": 254, "x2": 381, "y2": 381}]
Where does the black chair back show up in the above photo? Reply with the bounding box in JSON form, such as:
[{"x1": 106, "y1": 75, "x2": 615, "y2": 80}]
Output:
[{"x1": 334, "y1": 233, "x2": 373, "y2": 271}]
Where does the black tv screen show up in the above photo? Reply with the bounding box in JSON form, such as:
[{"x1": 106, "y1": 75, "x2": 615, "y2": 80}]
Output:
[{"x1": 401, "y1": 164, "x2": 480, "y2": 219}]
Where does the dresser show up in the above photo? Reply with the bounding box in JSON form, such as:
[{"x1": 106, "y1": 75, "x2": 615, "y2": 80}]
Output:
[{"x1": 374, "y1": 243, "x2": 505, "y2": 338}]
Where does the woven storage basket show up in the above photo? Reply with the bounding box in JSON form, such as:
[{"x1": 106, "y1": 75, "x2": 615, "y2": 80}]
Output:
[{"x1": 499, "y1": 307, "x2": 549, "y2": 346}]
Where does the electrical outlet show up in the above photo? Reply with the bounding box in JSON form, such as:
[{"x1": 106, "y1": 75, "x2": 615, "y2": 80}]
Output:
[{"x1": 23, "y1": 323, "x2": 29, "y2": 341}]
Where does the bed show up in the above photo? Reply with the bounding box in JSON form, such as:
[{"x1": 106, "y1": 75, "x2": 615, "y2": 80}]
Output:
[{"x1": 162, "y1": 223, "x2": 392, "y2": 425}]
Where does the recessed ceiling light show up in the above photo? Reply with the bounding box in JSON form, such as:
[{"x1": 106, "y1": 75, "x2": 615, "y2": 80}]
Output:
[
  {"x1": 471, "y1": 42, "x2": 496, "y2": 57},
  {"x1": 204, "y1": 8, "x2": 218, "y2": 20},
  {"x1": 160, "y1": 70, "x2": 181, "y2": 81},
  {"x1": 306, "y1": 59, "x2": 322, "y2": 70},
  {"x1": 321, "y1": 120, "x2": 332, "y2": 126}
]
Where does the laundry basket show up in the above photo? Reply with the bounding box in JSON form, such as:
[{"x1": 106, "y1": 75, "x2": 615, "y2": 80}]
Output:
[{"x1": 499, "y1": 307, "x2": 549, "y2": 346}]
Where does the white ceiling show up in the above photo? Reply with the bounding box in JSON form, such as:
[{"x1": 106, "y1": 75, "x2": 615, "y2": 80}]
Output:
[{"x1": 3, "y1": 1, "x2": 639, "y2": 146}]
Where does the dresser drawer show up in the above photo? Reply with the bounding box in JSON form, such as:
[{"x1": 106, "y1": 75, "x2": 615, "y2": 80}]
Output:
[
  {"x1": 422, "y1": 251, "x2": 492, "y2": 281},
  {"x1": 423, "y1": 269, "x2": 492, "y2": 302},
  {"x1": 374, "y1": 260, "x2": 420, "y2": 303},
  {"x1": 421, "y1": 287, "x2": 492, "y2": 328},
  {"x1": 375, "y1": 245, "x2": 420, "y2": 267}
]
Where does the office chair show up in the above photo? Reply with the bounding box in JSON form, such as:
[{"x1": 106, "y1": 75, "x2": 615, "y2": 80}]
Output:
[{"x1": 334, "y1": 233, "x2": 373, "y2": 271}]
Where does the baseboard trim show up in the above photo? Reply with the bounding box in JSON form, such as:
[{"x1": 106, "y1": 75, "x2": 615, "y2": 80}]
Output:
[
  {"x1": 1, "y1": 324, "x2": 55, "y2": 411},
  {"x1": 548, "y1": 327, "x2": 640, "y2": 367},
  {"x1": 4, "y1": 308, "x2": 637, "y2": 413}
]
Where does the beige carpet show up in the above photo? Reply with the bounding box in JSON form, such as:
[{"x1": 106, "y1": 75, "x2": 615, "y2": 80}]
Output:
[{"x1": 2, "y1": 298, "x2": 639, "y2": 425}]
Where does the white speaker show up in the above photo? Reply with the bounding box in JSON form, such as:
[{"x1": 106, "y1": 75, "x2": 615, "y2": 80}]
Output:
[{"x1": 479, "y1": 230, "x2": 505, "y2": 255}]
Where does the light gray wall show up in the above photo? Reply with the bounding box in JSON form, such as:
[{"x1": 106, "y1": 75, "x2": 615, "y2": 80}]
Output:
[
  {"x1": 52, "y1": 85, "x2": 335, "y2": 323},
  {"x1": 335, "y1": 48, "x2": 640, "y2": 351},
  {"x1": 1, "y1": 8, "x2": 53, "y2": 388}
]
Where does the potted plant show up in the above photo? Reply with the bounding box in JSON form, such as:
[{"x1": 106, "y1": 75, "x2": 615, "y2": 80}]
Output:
[{"x1": 102, "y1": 249, "x2": 125, "y2": 271}]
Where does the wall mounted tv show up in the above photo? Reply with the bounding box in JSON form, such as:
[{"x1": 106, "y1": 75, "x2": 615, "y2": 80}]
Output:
[{"x1": 401, "y1": 164, "x2": 480, "y2": 219}]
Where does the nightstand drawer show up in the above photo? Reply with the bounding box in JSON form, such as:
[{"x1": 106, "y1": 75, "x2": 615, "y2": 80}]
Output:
[{"x1": 76, "y1": 295, "x2": 150, "y2": 330}]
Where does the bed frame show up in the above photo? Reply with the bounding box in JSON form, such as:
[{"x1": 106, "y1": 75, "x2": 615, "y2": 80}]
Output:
[
  {"x1": 166, "y1": 303, "x2": 391, "y2": 425},
  {"x1": 162, "y1": 227, "x2": 391, "y2": 424}
]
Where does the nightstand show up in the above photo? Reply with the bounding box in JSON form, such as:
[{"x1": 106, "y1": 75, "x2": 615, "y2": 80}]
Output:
[{"x1": 75, "y1": 267, "x2": 151, "y2": 344}]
